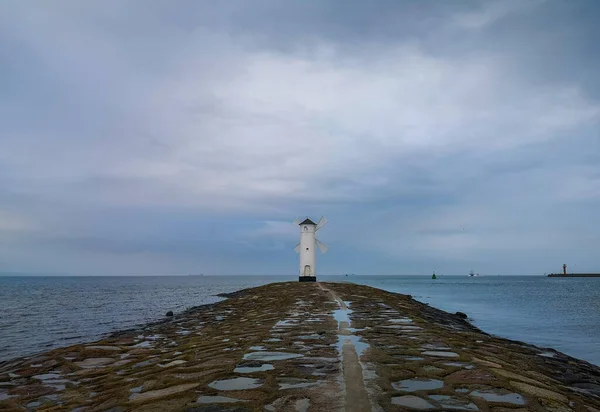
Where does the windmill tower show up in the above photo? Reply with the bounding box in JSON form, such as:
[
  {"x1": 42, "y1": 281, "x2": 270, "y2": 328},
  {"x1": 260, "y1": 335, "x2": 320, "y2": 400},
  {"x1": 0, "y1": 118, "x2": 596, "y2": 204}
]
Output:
[{"x1": 293, "y1": 216, "x2": 328, "y2": 282}]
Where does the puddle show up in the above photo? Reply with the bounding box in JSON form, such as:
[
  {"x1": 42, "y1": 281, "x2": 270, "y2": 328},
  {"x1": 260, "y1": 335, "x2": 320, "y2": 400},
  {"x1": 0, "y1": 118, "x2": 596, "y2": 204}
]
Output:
[
  {"x1": 538, "y1": 351, "x2": 555, "y2": 358},
  {"x1": 346, "y1": 327, "x2": 365, "y2": 333},
  {"x1": 333, "y1": 302, "x2": 371, "y2": 358},
  {"x1": 146, "y1": 334, "x2": 162, "y2": 340},
  {"x1": 392, "y1": 395, "x2": 436, "y2": 410},
  {"x1": 337, "y1": 335, "x2": 369, "y2": 357},
  {"x1": 249, "y1": 345, "x2": 265, "y2": 351},
  {"x1": 456, "y1": 388, "x2": 470, "y2": 393},
  {"x1": 130, "y1": 386, "x2": 143, "y2": 393},
  {"x1": 133, "y1": 341, "x2": 153, "y2": 348},
  {"x1": 75, "y1": 357, "x2": 115, "y2": 368},
  {"x1": 429, "y1": 395, "x2": 479, "y2": 410},
  {"x1": 298, "y1": 334, "x2": 322, "y2": 340},
  {"x1": 234, "y1": 364, "x2": 274, "y2": 373},
  {"x1": 278, "y1": 378, "x2": 323, "y2": 390},
  {"x1": 243, "y1": 351, "x2": 304, "y2": 361},
  {"x1": 197, "y1": 395, "x2": 245, "y2": 404},
  {"x1": 392, "y1": 378, "x2": 444, "y2": 392},
  {"x1": 158, "y1": 360, "x2": 187, "y2": 368},
  {"x1": 398, "y1": 356, "x2": 425, "y2": 361},
  {"x1": 470, "y1": 390, "x2": 526, "y2": 405},
  {"x1": 444, "y1": 362, "x2": 474, "y2": 369},
  {"x1": 133, "y1": 359, "x2": 158, "y2": 368},
  {"x1": 33, "y1": 373, "x2": 61, "y2": 380},
  {"x1": 208, "y1": 377, "x2": 263, "y2": 391},
  {"x1": 422, "y1": 351, "x2": 459, "y2": 358},
  {"x1": 302, "y1": 357, "x2": 338, "y2": 363},
  {"x1": 389, "y1": 318, "x2": 413, "y2": 323},
  {"x1": 296, "y1": 398, "x2": 310, "y2": 412},
  {"x1": 275, "y1": 320, "x2": 296, "y2": 327},
  {"x1": 421, "y1": 343, "x2": 451, "y2": 350},
  {"x1": 265, "y1": 338, "x2": 281, "y2": 342},
  {"x1": 333, "y1": 309, "x2": 349, "y2": 325}
]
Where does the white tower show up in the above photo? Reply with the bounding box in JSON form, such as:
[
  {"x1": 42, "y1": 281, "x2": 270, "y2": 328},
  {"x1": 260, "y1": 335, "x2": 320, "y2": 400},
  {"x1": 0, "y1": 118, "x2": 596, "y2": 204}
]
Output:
[{"x1": 293, "y1": 216, "x2": 328, "y2": 282}]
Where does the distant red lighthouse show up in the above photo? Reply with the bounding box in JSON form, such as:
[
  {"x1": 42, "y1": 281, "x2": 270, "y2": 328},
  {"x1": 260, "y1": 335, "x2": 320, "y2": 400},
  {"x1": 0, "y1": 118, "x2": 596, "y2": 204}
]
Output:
[{"x1": 563, "y1": 264, "x2": 567, "y2": 276}]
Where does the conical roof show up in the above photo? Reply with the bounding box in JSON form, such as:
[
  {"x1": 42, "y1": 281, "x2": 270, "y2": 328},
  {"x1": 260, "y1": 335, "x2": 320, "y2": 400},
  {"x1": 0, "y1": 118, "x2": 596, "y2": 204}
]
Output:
[{"x1": 299, "y1": 218, "x2": 317, "y2": 225}]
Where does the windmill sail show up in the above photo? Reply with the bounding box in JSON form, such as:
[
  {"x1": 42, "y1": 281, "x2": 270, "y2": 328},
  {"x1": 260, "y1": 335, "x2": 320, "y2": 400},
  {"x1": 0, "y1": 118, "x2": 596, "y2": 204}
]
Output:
[
  {"x1": 316, "y1": 216, "x2": 328, "y2": 231},
  {"x1": 316, "y1": 239, "x2": 328, "y2": 253}
]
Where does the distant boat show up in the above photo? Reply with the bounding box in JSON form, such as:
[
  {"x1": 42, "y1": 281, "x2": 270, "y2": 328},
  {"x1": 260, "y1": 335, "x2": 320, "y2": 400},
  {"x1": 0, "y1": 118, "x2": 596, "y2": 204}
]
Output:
[{"x1": 469, "y1": 270, "x2": 474, "y2": 277}]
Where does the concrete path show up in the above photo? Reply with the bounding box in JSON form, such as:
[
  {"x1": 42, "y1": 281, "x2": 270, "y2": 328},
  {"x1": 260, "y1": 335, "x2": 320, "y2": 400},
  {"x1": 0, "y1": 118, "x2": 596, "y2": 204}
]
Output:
[{"x1": 319, "y1": 282, "x2": 372, "y2": 412}]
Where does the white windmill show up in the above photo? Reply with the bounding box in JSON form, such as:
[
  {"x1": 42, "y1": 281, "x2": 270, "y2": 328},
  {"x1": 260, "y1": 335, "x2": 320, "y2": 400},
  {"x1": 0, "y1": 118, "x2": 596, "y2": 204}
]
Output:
[{"x1": 293, "y1": 216, "x2": 328, "y2": 282}]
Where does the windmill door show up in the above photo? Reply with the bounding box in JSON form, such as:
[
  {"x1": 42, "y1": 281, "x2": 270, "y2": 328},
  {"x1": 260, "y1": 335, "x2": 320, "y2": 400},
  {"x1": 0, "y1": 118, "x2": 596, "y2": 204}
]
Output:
[{"x1": 303, "y1": 265, "x2": 312, "y2": 276}]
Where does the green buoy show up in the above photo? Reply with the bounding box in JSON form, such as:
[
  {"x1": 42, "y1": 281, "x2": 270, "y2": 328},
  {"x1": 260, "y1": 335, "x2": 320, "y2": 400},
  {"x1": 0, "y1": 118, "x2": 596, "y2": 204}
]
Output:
[{"x1": 432, "y1": 272, "x2": 437, "y2": 279}]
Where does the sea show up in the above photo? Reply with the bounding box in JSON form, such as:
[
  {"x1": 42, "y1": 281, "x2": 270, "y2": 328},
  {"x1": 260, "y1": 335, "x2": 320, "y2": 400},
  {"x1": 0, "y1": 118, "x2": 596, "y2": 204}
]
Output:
[{"x1": 0, "y1": 275, "x2": 598, "y2": 366}]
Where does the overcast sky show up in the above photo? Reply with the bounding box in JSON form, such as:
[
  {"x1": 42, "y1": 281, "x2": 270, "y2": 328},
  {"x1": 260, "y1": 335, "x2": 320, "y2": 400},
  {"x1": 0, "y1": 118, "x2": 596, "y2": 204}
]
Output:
[{"x1": 1, "y1": 0, "x2": 599, "y2": 276}]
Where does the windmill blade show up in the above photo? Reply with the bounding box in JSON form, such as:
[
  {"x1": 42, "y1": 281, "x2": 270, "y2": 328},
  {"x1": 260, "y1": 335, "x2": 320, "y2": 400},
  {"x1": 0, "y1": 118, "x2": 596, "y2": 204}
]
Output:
[
  {"x1": 316, "y1": 216, "x2": 328, "y2": 231},
  {"x1": 316, "y1": 239, "x2": 328, "y2": 254},
  {"x1": 293, "y1": 217, "x2": 303, "y2": 225},
  {"x1": 293, "y1": 243, "x2": 301, "y2": 253}
]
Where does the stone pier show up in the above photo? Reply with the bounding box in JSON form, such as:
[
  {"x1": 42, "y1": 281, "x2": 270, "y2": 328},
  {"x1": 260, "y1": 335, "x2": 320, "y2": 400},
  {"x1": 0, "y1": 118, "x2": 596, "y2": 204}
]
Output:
[{"x1": 1, "y1": 282, "x2": 599, "y2": 411}]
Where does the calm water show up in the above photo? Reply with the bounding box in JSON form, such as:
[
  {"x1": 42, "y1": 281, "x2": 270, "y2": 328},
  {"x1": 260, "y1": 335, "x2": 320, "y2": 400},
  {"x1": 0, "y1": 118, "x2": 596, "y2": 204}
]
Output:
[
  {"x1": 0, "y1": 275, "x2": 288, "y2": 362},
  {"x1": 346, "y1": 275, "x2": 600, "y2": 366},
  {"x1": 0, "y1": 275, "x2": 598, "y2": 366}
]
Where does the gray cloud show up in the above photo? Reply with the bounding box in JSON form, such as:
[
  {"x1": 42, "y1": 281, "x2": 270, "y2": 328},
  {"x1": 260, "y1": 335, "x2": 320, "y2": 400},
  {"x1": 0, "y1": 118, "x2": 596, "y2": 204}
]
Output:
[{"x1": 0, "y1": 0, "x2": 599, "y2": 275}]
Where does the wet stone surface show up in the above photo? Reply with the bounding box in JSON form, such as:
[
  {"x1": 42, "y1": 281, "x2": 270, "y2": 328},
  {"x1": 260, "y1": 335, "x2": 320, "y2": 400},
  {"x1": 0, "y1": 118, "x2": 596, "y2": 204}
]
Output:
[{"x1": 0, "y1": 282, "x2": 599, "y2": 412}]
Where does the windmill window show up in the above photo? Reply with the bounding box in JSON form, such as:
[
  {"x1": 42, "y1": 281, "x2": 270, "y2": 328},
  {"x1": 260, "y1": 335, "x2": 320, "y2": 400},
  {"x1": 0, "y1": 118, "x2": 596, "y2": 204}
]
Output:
[
  {"x1": 306, "y1": 248, "x2": 309, "y2": 251},
  {"x1": 304, "y1": 226, "x2": 308, "y2": 231}
]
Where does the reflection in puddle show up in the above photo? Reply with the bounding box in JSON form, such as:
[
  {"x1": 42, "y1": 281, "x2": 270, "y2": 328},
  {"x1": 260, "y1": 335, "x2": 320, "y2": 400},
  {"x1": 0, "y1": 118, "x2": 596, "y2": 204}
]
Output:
[
  {"x1": 470, "y1": 390, "x2": 526, "y2": 405},
  {"x1": 197, "y1": 395, "x2": 245, "y2": 404},
  {"x1": 392, "y1": 378, "x2": 444, "y2": 392},
  {"x1": 234, "y1": 364, "x2": 274, "y2": 373},
  {"x1": 333, "y1": 301, "x2": 371, "y2": 358},
  {"x1": 208, "y1": 377, "x2": 263, "y2": 391},
  {"x1": 444, "y1": 362, "x2": 475, "y2": 369},
  {"x1": 337, "y1": 335, "x2": 369, "y2": 357},
  {"x1": 538, "y1": 351, "x2": 555, "y2": 358},
  {"x1": 388, "y1": 318, "x2": 413, "y2": 324},
  {"x1": 392, "y1": 395, "x2": 435, "y2": 410},
  {"x1": 295, "y1": 398, "x2": 310, "y2": 412},
  {"x1": 429, "y1": 395, "x2": 479, "y2": 410},
  {"x1": 243, "y1": 351, "x2": 304, "y2": 361},
  {"x1": 422, "y1": 351, "x2": 459, "y2": 358},
  {"x1": 397, "y1": 356, "x2": 425, "y2": 361},
  {"x1": 278, "y1": 378, "x2": 323, "y2": 390}
]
